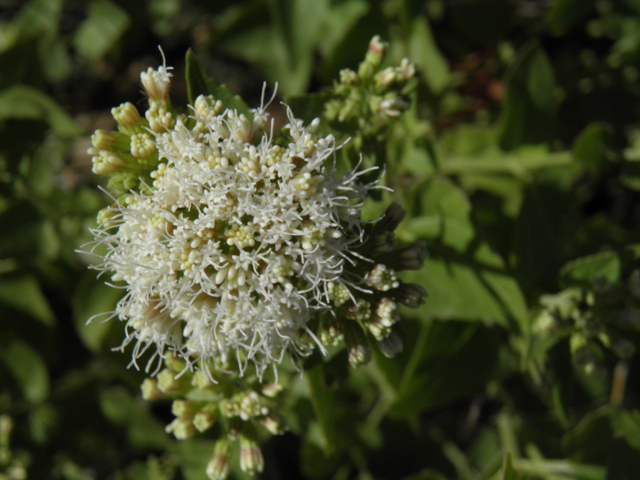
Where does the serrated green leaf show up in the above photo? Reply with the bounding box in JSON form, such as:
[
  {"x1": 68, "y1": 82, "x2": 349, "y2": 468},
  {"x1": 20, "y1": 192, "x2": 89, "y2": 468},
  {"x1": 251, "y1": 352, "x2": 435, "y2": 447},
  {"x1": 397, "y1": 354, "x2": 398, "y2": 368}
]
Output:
[
  {"x1": 0, "y1": 337, "x2": 49, "y2": 402},
  {"x1": 185, "y1": 49, "x2": 252, "y2": 118},
  {"x1": 73, "y1": 0, "x2": 130, "y2": 60}
]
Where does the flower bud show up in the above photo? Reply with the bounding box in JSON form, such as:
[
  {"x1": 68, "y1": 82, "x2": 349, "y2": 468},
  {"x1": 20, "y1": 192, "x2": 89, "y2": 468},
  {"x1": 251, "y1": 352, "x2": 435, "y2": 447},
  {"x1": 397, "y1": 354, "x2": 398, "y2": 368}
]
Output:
[
  {"x1": 378, "y1": 96, "x2": 410, "y2": 117},
  {"x1": 193, "y1": 411, "x2": 215, "y2": 433},
  {"x1": 112, "y1": 102, "x2": 144, "y2": 134},
  {"x1": 192, "y1": 370, "x2": 215, "y2": 389},
  {"x1": 206, "y1": 440, "x2": 230, "y2": 480},
  {"x1": 165, "y1": 417, "x2": 196, "y2": 439},
  {"x1": 365, "y1": 264, "x2": 400, "y2": 292},
  {"x1": 378, "y1": 329, "x2": 403, "y2": 358},
  {"x1": 157, "y1": 368, "x2": 182, "y2": 393},
  {"x1": 171, "y1": 399, "x2": 193, "y2": 418},
  {"x1": 344, "y1": 322, "x2": 371, "y2": 367},
  {"x1": 141, "y1": 64, "x2": 172, "y2": 102},
  {"x1": 261, "y1": 415, "x2": 285, "y2": 435},
  {"x1": 261, "y1": 383, "x2": 283, "y2": 398},
  {"x1": 141, "y1": 378, "x2": 164, "y2": 401},
  {"x1": 378, "y1": 241, "x2": 428, "y2": 271},
  {"x1": 240, "y1": 435, "x2": 264, "y2": 476}
]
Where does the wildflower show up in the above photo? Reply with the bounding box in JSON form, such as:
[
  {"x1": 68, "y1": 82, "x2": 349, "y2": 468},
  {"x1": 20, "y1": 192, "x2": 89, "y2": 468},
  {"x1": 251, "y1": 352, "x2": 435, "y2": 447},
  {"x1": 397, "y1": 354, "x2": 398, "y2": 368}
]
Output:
[{"x1": 88, "y1": 62, "x2": 388, "y2": 379}]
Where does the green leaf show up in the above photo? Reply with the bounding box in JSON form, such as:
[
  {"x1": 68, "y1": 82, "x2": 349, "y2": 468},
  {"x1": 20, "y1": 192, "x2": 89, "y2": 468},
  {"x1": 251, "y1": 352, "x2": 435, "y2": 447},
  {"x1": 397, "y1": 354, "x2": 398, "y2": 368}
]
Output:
[
  {"x1": 73, "y1": 0, "x2": 131, "y2": 60},
  {"x1": 0, "y1": 337, "x2": 49, "y2": 402},
  {"x1": 305, "y1": 365, "x2": 338, "y2": 454},
  {"x1": 177, "y1": 439, "x2": 217, "y2": 480},
  {"x1": 0, "y1": 275, "x2": 54, "y2": 326},
  {"x1": 99, "y1": 386, "x2": 170, "y2": 450},
  {"x1": 402, "y1": 178, "x2": 528, "y2": 328},
  {"x1": 72, "y1": 273, "x2": 121, "y2": 352},
  {"x1": 560, "y1": 251, "x2": 621, "y2": 286},
  {"x1": 407, "y1": 177, "x2": 474, "y2": 251},
  {"x1": 501, "y1": 454, "x2": 521, "y2": 480},
  {"x1": 386, "y1": 323, "x2": 501, "y2": 418},
  {"x1": 0, "y1": 85, "x2": 80, "y2": 137},
  {"x1": 499, "y1": 42, "x2": 558, "y2": 149},
  {"x1": 185, "y1": 49, "x2": 252, "y2": 118},
  {"x1": 316, "y1": 0, "x2": 369, "y2": 59},
  {"x1": 408, "y1": 17, "x2": 451, "y2": 94},
  {"x1": 512, "y1": 186, "x2": 563, "y2": 292},
  {"x1": 545, "y1": 0, "x2": 596, "y2": 33},
  {"x1": 0, "y1": 201, "x2": 55, "y2": 262},
  {"x1": 572, "y1": 123, "x2": 610, "y2": 173},
  {"x1": 610, "y1": 409, "x2": 640, "y2": 452}
]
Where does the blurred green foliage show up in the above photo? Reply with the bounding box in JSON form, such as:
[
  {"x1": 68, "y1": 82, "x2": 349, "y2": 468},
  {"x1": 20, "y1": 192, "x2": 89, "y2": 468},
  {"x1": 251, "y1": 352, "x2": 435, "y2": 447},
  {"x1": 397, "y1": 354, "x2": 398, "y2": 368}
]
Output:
[{"x1": 2, "y1": 0, "x2": 640, "y2": 479}]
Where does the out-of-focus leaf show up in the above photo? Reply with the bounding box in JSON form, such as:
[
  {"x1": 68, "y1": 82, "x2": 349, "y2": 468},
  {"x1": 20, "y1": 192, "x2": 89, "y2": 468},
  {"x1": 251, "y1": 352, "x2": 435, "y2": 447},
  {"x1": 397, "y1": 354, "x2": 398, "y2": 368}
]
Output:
[
  {"x1": 0, "y1": 201, "x2": 47, "y2": 261},
  {"x1": 0, "y1": 85, "x2": 80, "y2": 137},
  {"x1": 0, "y1": 275, "x2": 54, "y2": 326},
  {"x1": 386, "y1": 323, "x2": 501, "y2": 418},
  {"x1": 99, "y1": 386, "x2": 170, "y2": 450},
  {"x1": 408, "y1": 17, "x2": 450, "y2": 94},
  {"x1": 29, "y1": 402, "x2": 58, "y2": 444},
  {"x1": 185, "y1": 49, "x2": 252, "y2": 119},
  {"x1": 73, "y1": 273, "x2": 121, "y2": 352},
  {"x1": 317, "y1": 0, "x2": 369, "y2": 59},
  {"x1": 305, "y1": 365, "x2": 338, "y2": 454},
  {"x1": 499, "y1": 42, "x2": 558, "y2": 149},
  {"x1": 218, "y1": 0, "x2": 329, "y2": 95},
  {"x1": 408, "y1": 177, "x2": 474, "y2": 251},
  {"x1": 610, "y1": 409, "x2": 640, "y2": 451},
  {"x1": 286, "y1": 92, "x2": 334, "y2": 124},
  {"x1": 2, "y1": 0, "x2": 62, "y2": 45},
  {"x1": 572, "y1": 123, "x2": 610, "y2": 173},
  {"x1": 501, "y1": 454, "x2": 521, "y2": 480},
  {"x1": 0, "y1": 337, "x2": 49, "y2": 403},
  {"x1": 512, "y1": 186, "x2": 563, "y2": 292},
  {"x1": 178, "y1": 439, "x2": 216, "y2": 480},
  {"x1": 402, "y1": 178, "x2": 528, "y2": 328},
  {"x1": 620, "y1": 160, "x2": 640, "y2": 191},
  {"x1": 73, "y1": 0, "x2": 130, "y2": 60},
  {"x1": 401, "y1": 470, "x2": 450, "y2": 480},
  {"x1": 560, "y1": 251, "x2": 621, "y2": 286},
  {"x1": 545, "y1": 0, "x2": 596, "y2": 33},
  {"x1": 300, "y1": 438, "x2": 341, "y2": 479},
  {"x1": 607, "y1": 436, "x2": 640, "y2": 480}
]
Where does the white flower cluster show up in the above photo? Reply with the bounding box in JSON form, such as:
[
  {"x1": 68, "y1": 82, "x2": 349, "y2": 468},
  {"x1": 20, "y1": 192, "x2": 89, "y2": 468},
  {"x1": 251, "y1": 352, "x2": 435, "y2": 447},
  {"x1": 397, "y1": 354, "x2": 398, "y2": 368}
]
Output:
[{"x1": 91, "y1": 70, "x2": 380, "y2": 377}]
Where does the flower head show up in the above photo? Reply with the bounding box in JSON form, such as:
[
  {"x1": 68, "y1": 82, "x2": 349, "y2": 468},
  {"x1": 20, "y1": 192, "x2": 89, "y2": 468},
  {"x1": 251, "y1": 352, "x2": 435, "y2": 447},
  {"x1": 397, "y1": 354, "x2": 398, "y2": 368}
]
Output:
[{"x1": 88, "y1": 63, "x2": 387, "y2": 379}]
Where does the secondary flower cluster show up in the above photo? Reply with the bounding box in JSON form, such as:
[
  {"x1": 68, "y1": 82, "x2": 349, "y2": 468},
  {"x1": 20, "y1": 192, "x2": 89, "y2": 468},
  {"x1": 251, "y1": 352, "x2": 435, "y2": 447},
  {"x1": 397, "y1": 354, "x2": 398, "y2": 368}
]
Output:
[
  {"x1": 141, "y1": 354, "x2": 281, "y2": 478},
  {"x1": 87, "y1": 47, "x2": 426, "y2": 382}
]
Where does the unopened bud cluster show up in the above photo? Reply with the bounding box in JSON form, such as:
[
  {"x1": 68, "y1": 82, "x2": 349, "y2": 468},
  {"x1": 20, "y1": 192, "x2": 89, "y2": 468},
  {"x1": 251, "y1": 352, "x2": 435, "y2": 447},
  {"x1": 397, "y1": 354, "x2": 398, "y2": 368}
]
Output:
[
  {"x1": 532, "y1": 266, "x2": 640, "y2": 376},
  {"x1": 325, "y1": 36, "x2": 415, "y2": 140},
  {"x1": 142, "y1": 356, "x2": 284, "y2": 479}
]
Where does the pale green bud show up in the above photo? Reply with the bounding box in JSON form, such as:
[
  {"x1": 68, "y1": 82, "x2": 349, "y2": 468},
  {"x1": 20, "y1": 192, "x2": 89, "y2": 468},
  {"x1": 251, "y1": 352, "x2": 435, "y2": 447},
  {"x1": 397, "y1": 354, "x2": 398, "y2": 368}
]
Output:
[{"x1": 141, "y1": 378, "x2": 164, "y2": 401}]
